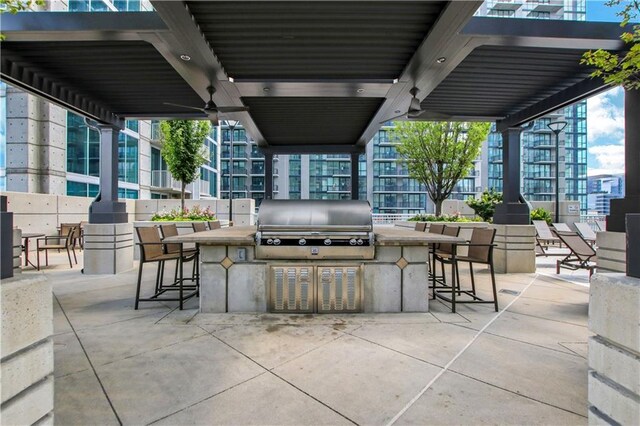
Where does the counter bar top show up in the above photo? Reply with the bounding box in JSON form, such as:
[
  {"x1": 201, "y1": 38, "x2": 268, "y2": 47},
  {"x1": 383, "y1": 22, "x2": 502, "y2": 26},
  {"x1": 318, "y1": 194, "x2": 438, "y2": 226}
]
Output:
[{"x1": 161, "y1": 225, "x2": 466, "y2": 247}]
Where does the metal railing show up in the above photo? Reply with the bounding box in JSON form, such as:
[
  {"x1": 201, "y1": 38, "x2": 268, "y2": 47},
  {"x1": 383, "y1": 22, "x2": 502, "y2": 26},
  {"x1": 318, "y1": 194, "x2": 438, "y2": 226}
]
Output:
[
  {"x1": 372, "y1": 213, "x2": 415, "y2": 224},
  {"x1": 150, "y1": 170, "x2": 189, "y2": 192},
  {"x1": 580, "y1": 214, "x2": 606, "y2": 231}
]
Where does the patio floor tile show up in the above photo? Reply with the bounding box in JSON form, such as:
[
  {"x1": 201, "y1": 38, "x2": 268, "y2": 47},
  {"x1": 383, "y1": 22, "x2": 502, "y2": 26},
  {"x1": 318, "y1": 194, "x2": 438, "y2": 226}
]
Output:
[
  {"x1": 272, "y1": 334, "x2": 442, "y2": 425},
  {"x1": 53, "y1": 332, "x2": 91, "y2": 378},
  {"x1": 154, "y1": 372, "x2": 352, "y2": 425},
  {"x1": 395, "y1": 370, "x2": 585, "y2": 425},
  {"x1": 95, "y1": 334, "x2": 264, "y2": 425},
  {"x1": 54, "y1": 369, "x2": 119, "y2": 426},
  {"x1": 448, "y1": 333, "x2": 588, "y2": 416}
]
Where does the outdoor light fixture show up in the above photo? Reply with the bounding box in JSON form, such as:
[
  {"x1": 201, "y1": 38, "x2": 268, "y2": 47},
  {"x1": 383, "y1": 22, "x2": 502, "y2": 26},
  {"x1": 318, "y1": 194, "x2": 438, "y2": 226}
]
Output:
[
  {"x1": 228, "y1": 77, "x2": 235, "y2": 83},
  {"x1": 225, "y1": 119, "x2": 239, "y2": 225},
  {"x1": 180, "y1": 54, "x2": 191, "y2": 61},
  {"x1": 263, "y1": 87, "x2": 270, "y2": 92},
  {"x1": 436, "y1": 57, "x2": 446, "y2": 63},
  {"x1": 547, "y1": 120, "x2": 568, "y2": 223},
  {"x1": 357, "y1": 88, "x2": 365, "y2": 93}
]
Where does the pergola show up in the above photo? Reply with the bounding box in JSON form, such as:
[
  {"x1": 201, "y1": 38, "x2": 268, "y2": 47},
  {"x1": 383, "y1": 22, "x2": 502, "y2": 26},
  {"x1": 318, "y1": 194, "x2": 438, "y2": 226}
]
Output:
[{"x1": 1, "y1": 1, "x2": 637, "y2": 231}]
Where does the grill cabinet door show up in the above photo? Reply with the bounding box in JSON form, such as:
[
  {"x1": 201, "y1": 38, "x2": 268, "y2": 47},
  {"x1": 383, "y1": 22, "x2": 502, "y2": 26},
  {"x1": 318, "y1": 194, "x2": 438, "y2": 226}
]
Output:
[
  {"x1": 317, "y1": 266, "x2": 362, "y2": 313},
  {"x1": 269, "y1": 266, "x2": 314, "y2": 313}
]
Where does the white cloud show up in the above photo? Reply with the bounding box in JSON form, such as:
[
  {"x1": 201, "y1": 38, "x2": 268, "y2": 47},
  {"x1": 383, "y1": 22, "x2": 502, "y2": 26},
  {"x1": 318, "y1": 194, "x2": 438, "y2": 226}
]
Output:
[
  {"x1": 588, "y1": 144, "x2": 625, "y2": 176},
  {"x1": 587, "y1": 86, "x2": 624, "y2": 144}
]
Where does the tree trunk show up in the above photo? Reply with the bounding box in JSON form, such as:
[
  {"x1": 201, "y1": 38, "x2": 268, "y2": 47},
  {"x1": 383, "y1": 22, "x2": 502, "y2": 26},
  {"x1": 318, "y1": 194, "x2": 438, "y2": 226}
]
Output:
[
  {"x1": 181, "y1": 182, "x2": 186, "y2": 212},
  {"x1": 435, "y1": 199, "x2": 443, "y2": 217}
]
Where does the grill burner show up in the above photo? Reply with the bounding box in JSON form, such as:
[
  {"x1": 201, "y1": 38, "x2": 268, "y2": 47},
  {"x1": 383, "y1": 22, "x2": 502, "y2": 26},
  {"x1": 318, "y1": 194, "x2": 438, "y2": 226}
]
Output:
[{"x1": 256, "y1": 200, "x2": 374, "y2": 260}]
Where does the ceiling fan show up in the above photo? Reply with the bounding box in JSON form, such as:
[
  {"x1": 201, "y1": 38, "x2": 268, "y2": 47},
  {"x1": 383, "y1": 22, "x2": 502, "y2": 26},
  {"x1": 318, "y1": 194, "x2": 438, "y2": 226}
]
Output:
[
  {"x1": 164, "y1": 85, "x2": 249, "y2": 122},
  {"x1": 379, "y1": 87, "x2": 426, "y2": 123}
]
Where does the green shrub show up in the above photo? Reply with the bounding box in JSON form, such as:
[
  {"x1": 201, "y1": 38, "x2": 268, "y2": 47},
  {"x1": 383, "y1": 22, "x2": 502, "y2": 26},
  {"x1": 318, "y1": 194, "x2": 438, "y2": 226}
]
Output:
[
  {"x1": 408, "y1": 213, "x2": 480, "y2": 223},
  {"x1": 151, "y1": 205, "x2": 216, "y2": 222},
  {"x1": 530, "y1": 207, "x2": 552, "y2": 224},
  {"x1": 466, "y1": 189, "x2": 503, "y2": 222}
]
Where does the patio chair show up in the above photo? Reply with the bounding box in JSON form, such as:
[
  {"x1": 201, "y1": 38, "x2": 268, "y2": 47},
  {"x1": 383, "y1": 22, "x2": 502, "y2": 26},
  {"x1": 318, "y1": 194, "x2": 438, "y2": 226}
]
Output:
[
  {"x1": 430, "y1": 225, "x2": 461, "y2": 294},
  {"x1": 192, "y1": 222, "x2": 207, "y2": 232},
  {"x1": 552, "y1": 223, "x2": 572, "y2": 233},
  {"x1": 533, "y1": 220, "x2": 560, "y2": 256},
  {"x1": 135, "y1": 226, "x2": 198, "y2": 310},
  {"x1": 574, "y1": 222, "x2": 597, "y2": 245},
  {"x1": 427, "y1": 223, "x2": 445, "y2": 234},
  {"x1": 36, "y1": 225, "x2": 78, "y2": 270},
  {"x1": 432, "y1": 227, "x2": 499, "y2": 312},
  {"x1": 59, "y1": 222, "x2": 82, "y2": 250},
  {"x1": 208, "y1": 220, "x2": 221, "y2": 230},
  {"x1": 555, "y1": 231, "x2": 597, "y2": 277},
  {"x1": 414, "y1": 222, "x2": 427, "y2": 232}
]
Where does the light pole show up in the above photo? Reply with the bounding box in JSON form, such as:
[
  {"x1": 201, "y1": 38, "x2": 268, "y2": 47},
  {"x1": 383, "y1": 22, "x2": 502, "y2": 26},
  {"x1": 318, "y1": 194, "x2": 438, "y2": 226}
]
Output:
[
  {"x1": 547, "y1": 120, "x2": 567, "y2": 223},
  {"x1": 225, "y1": 120, "x2": 239, "y2": 225}
]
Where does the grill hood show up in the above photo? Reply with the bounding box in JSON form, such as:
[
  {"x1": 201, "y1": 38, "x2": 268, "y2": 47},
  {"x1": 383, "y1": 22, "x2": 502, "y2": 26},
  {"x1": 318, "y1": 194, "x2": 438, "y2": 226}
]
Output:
[{"x1": 257, "y1": 200, "x2": 373, "y2": 232}]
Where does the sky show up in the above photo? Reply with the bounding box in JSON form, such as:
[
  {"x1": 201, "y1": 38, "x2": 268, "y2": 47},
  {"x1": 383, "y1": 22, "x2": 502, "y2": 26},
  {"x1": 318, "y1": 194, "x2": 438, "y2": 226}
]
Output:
[{"x1": 585, "y1": 1, "x2": 629, "y2": 176}]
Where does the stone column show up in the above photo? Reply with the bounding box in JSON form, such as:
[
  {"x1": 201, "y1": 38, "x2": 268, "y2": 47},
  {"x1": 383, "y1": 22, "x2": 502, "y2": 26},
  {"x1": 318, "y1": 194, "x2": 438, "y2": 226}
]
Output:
[
  {"x1": 6, "y1": 89, "x2": 66, "y2": 195},
  {"x1": 88, "y1": 125, "x2": 127, "y2": 224},
  {"x1": 264, "y1": 153, "x2": 273, "y2": 200},
  {"x1": 350, "y1": 153, "x2": 360, "y2": 200},
  {"x1": 0, "y1": 196, "x2": 14, "y2": 279},
  {"x1": 493, "y1": 126, "x2": 530, "y2": 224},
  {"x1": 608, "y1": 89, "x2": 640, "y2": 232}
]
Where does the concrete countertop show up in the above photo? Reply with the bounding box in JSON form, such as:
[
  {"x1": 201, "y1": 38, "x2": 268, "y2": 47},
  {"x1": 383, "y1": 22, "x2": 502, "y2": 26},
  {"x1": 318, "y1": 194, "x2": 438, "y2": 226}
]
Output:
[
  {"x1": 162, "y1": 226, "x2": 257, "y2": 246},
  {"x1": 373, "y1": 226, "x2": 466, "y2": 246},
  {"x1": 162, "y1": 225, "x2": 466, "y2": 247}
]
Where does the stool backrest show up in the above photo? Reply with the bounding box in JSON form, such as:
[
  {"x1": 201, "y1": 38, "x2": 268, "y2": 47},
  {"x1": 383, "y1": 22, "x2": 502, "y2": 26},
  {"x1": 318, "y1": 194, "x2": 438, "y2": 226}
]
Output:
[
  {"x1": 208, "y1": 220, "x2": 221, "y2": 230},
  {"x1": 60, "y1": 223, "x2": 79, "y2": 247},
  {"x1": 192, "y1": 222, "x2": 207, "y2": 233},
  {"x1": 467, "y1": 228, "x2": 496, "y2": 263},
  {"x1": 414, "y1": 222, "x2": 427, "y2": 232},
  {"x1": 159, "y1": 224, "x2": 180, "y2": 254},
  {"x1": 438, "y1": 225, "x2": 460, "y2": 254},
  {"x1": 136, "y1": 226, "x2": 163, "y2": 261},
  {"x1": 428, "y1": 223, "x2": 445, "y2": 234}
]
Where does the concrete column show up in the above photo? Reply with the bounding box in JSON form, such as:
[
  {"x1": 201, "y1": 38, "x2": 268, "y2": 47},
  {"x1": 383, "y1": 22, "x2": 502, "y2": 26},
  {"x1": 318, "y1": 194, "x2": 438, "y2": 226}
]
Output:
[
  {"x1": 588, "y1": 273, "x2": 640, "y2": 425},
  {"x1": 6, "y1": 89, "x2": 66, "y2": 195},
  {"x1": 264, "y1": 153, "x2": 273, "y2": 200},
  {"x1": 608, "y1": 89, "x2": 640, "y2": 232},
  {"x1": 0, "y1": 196, "x2": 14, "y2": 279},
  {"x1": 493, "y1": 126, "x2": 530, "y2": 224},
  {"x1": 351, "y1": 152, "x2": 359, "y2": 200},
  {"x1": 88, "y1": 125, "x2": 127, "y2": 223},
  {"x1": 83, "y1": 223, "x2": 134, "y2": 274}
]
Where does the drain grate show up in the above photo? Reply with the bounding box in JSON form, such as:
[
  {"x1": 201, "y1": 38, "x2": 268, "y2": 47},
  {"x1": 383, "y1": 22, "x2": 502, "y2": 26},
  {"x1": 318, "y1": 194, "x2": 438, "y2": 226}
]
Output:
[{"x1": 499, "y1": 289, "x2": 521, "y2": 296}]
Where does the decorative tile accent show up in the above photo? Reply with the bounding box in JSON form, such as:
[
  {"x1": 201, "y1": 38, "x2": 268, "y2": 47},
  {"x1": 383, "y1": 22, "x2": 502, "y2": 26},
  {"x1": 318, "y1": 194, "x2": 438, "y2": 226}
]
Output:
[
  {"x1": 396, "y1": 257, "x2": 409, "y2": 270},
  {"x1": 220, "y1": 257, "x2": 234, "y2": 270}
]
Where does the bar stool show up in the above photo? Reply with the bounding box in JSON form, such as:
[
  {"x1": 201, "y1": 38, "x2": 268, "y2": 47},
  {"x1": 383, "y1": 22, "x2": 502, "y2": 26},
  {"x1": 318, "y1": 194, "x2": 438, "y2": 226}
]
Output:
[
  {"x1": 414, "y1": 222, "x2": 427, "y2": 232},
  {"x1": 208, "y1": 220, "x2": 221, "y2": 230},
  {"x1": 135, "y1": 226, "x2": 198, "y2": 310},
  {"x1": 192, "y1": 222, "x2": 207, "y2": 232},
  {"x1": 430, "y1": 225, "x2": 461, "y2": 298}
]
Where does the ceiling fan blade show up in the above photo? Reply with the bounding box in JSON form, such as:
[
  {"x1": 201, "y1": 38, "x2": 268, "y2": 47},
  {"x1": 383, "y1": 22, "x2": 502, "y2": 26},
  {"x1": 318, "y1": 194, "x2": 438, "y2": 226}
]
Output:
[
  {"x1": 407, "y1": 109, "x2": 427, "y2": 119},
  {"x1": 379, "y1": 112, "x2": 407, "y2": 124},
  {"x1": 215, "y1": 106, "x2": 250, "y2": 113},
  {"x1": 163, "y1": 102, "x2": 205, "y2": 112}
]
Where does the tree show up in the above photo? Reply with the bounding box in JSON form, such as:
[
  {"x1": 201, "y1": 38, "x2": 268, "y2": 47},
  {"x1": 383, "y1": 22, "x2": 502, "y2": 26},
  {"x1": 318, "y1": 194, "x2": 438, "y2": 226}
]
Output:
[
  {"x1": 394, "y1": 121, "x2": 490, "y2": 216},
  {"x1": 160, "y1": 120, "x2": 211, "y2": 211},
  {"x1": 581, "y1": 0, "x2": 640, "y2": 90},
  {"x1": 466, "y1": 188, "x2": 503, "y2": 222}
]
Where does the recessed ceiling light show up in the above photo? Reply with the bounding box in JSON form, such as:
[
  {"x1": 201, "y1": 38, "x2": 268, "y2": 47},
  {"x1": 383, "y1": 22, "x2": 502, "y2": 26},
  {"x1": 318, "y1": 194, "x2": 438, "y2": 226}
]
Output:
[
  {"x1": 395, "y1": 110, "x2": 401, "y2": 114},
  {"x1": 357, "y1": 88, "x2": 365, "y2": 93},
  {"x1": 436, "y1": 57, "x2": 446, "y2": 64},
  {"x1": 228, "y1": 77, "x2": 235, "y2": 83},
  {"x1": 263, "y1": 87, "x2": 271, "y2": 92},
  {"x1": 180, "y1": 54, "x2": 191, "y2": 61},
  {"x1": 392, "y1": 78, "x2": 399, "y2": 84}
]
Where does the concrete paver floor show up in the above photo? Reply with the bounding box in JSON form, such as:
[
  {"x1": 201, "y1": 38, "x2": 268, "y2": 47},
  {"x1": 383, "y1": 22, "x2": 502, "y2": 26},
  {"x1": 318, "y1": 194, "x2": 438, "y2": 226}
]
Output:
[{"x1": 24, "y1": 251, "x2": 591, "y2": 425}]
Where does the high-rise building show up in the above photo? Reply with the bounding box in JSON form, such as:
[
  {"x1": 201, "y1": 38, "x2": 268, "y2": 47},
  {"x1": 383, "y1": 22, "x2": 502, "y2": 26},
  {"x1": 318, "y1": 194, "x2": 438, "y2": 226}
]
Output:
[
  {"x1": 476, "y1": 0, "x2": 589, "y2": 213},
  {"x1": 587, "y1": 174, "x2": 625, "y2": 215}
]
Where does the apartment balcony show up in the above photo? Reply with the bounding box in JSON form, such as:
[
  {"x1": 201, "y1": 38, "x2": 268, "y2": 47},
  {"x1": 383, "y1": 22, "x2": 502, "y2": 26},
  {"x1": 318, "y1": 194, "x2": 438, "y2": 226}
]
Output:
[
  {"x1": 150, "y1": 170, "x2": 192, "y2": 193},
  {"x1": 526, "y1": 0, "x2": 563, "y2": 14},
  {"x1": 377, "y1": 139, "x2": 398, "y2": 146},
  {"x1": 487, "y1": 0, "x2": 523, "y2": 11},
  {"x1": 273, "y1": 168, "x2": 279, "y2": 177},
  {"x1": 250, "y1": 150, "x2": 264, "y2": 159},
  {"x1": 373, "y1": 185, "x2": 424, "y2": 193},
  {"x1": 199, "y1": 180, "x2": 211, "y2": 196},
  {"x1": 373, "y1": 153, "x2": 399, "y2": 160},
  {"x1": 222, "y1": 167, "x2": 249, "y2": 176},
  {"x1": 222, "y1": 151, "x2": 249, "y2": 160},
  {"x1": 326, "y1": 186, "x2": 350, "y2": 193}
]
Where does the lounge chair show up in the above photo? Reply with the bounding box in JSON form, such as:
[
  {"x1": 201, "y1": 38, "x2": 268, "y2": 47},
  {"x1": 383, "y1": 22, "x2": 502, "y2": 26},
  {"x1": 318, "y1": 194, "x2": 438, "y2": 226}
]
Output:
[
  {"x1": 596, "y1": 220, "x2": 607, "y2": 232},
  {"x1": 555, "y1": 231, "x2": 597, "y2": 277},
  {"x1": 533, "y1": 220, "x2": 560, "y2": 256},
  {"x1": 552, "y1": 223, "x2": 572, "y2": 233},
  {"x1": 574, "y1": 222, "x2": 597, "y2": 245}
]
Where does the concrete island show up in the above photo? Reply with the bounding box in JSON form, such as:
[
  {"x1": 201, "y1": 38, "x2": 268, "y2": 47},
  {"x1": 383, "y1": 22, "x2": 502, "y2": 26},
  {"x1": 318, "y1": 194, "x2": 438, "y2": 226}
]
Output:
[{"x1": 164, "y1": 226, "x2": 464, "y2": 314}]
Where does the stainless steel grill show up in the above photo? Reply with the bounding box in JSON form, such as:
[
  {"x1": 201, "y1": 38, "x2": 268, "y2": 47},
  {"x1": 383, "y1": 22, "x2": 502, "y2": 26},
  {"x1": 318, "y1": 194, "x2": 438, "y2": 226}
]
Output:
[{"x1": 256, "y1": 200, "x2": 374, "y2": 260}]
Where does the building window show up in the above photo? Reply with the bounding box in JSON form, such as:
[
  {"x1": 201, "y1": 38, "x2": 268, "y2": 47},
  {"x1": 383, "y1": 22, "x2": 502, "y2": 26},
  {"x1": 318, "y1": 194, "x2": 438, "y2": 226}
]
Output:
[
  {"x1": 66, "y1": 112, "x2": 100, "y2": 177},
  {"x1": 118, "y1": 133, "x2": 138, "y2": 184},
  {"x1": 66, "y1": 181, "x2": 99, "y2": 197}
]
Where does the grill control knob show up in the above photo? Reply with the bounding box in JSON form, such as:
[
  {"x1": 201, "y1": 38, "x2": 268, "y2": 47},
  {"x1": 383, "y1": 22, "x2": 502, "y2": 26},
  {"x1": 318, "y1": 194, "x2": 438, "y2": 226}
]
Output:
[
  {"x1": 267, "y1": 239, "x2": 274, "y2": 245},
  {"x1": 356, "y1": 239, "x2": 364, "y2": 245},
  {"x1": 299, "y1": 238, "x2": 306, "y2": 246},
  {"x1": 324, "y1": 239, "x2": 332, "y2": 246},
  {"x1": 349, "y1": 239, "x2": 357, "y2": 246},
  {"x1": 273, "y1": 238, "x2": 281, "y2": 246}
]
